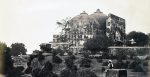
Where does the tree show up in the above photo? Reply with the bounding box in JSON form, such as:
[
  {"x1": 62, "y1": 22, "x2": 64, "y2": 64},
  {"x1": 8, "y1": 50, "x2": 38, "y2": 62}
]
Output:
[
  {"x1": 57, "y1": 17, "x2": 71, "y2": 34},
  {"x1": 52, "y1": 47, "x2": 64, "y2": 56},
  {"x1": 0, "y1": 42, "x2": 6, "y2": 56},
  {"x1": 11, "y1": 43, "x2": 27, "y2": 56},
  {"x1": 52, "y1": 48, "x2": 63, "y2": 64},
  {"x1": 40, "y1": 43, "x2": 52, "y2": 53},
  {"x1": 148, "y1": 33, "x2": 150, "y2": 46},
  {"x1": 0, "y1": 42, "x2": 13, "y2": 75},
  {"x1": 126, "y1": 31, "x2": 148, "y2": 46},
  {"x1": 83, "y1": 35, "x2": 110, "y2": 54},
  {"x1": 52, "y1": 54, "x2": 62, "y2": 64},
  {"x1": 80, "y1": 58, "x2": 92, "y2": 68},
  {"x1": 57, "y1": 17, "x2": 71, "y2": 42},
  {"x1": 4, "y1": 47, "x2": 14, "y2": 75},
  {"x1": 60, "y1": 56, "x2": 77, "y2": 77},
  {"x1": 0, "y1": 42, "x2": 6, "y2": 74}
]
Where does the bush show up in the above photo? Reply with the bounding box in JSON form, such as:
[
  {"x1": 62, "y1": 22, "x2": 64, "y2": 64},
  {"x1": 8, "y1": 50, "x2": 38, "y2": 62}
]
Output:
[
  {"x1": 96, "y1": 59, "x2": 102, "y2": 63},
  {"x1": 60, "y1": 65, "x2": 78, "y2": 77},
  {"x1": 102, "y1": 61, "x2": 108, "y2": 66},
  {"x1": 4, "y1": 47, "x2": 14, "y2": 75},
  {"x1": 102, "y1": 53, "x2": 109, "y2": 59},
  {"x1": 133, "y1": 64, "x2": 145, "y2": 72},
  {"x1": 124, "y1": 61, "x2": 130, "y2": 69},
  {"x1": 11, "y1": 66, "x2": 25, "y2": 77},
  {"x1": 65, "y1": 57, "x2": 74, "y2": 69},
  {"x1": 77, "y1": 69, "x2": 97, "y2": 77},
  {"x1": 128, "y1": 60, "x2": 140, "y2": 69},
  {"x1": 69, "y1": 55, "x2": 76, "y2": 60},
  {"x1": 145, "y1": 56, "x2": 150, "y2": 60},
  {"x1": 52, "y1": 55, "x2": 62, "y2": 64},
  {"x1": 101, "y1": 67, "x2": 106, "y2": 72},
  {"x1": 114, "y1": 60, "x2": 127, "y2": 69},
  {"x1": 80, "y1": 58, "x2": 92, "y2": 68},
  {"x1": 143, "y1": 61, "x2": 148, "y2": 66},
  {"x1": 31, "y1": 68, "x2": 41, "y2": 77},
  {"x1": 61, "y1": 57, "x2": 78, "y2": 77},
  {"x1": 109, "y1": 55, "x2": 117, "y2": 59}
]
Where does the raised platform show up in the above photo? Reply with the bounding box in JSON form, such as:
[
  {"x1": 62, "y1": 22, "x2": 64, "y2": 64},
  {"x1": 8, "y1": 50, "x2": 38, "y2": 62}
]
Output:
[{"x1": 108, "y1": 46, "x2": 150, "y2": 48}]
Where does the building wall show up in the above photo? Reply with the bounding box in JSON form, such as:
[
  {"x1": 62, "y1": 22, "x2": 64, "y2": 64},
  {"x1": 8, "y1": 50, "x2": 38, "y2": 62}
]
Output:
[
  {"x1": 106, "y1": 13, "x2": 126, "y2": 46},
  {"x1": 53, "y1": 35, "x2": 61, "y2": 43},
  {"x1": 108, "y1": 47, "x2": 150, "y2": 58},
  {"x1": 68, "y1": 21, "x2": 96, "y2": 53}
]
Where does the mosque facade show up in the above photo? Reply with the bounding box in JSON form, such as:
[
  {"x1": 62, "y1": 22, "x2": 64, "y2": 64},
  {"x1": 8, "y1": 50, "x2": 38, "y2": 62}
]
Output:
[{"x1": 51, "y1": 9, "x2": 126, "y2": 53}]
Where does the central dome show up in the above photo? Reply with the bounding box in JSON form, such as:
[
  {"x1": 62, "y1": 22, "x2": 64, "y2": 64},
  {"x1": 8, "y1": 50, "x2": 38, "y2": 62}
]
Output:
[
  {"x1": 71, "y1": 11, "x2": 90, "y2": 26},
  {"x1": 90, "y1": 9, "x2": 108, "y2": 30},
  {"x1": 69, "y1": 11, "x2": 99, "y2": 29}
]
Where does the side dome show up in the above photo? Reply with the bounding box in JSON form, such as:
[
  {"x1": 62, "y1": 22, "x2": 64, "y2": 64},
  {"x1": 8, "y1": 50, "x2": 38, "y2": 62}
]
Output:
[{"x1": 90, "y1": 9, "x2": 108, "y2": 30}]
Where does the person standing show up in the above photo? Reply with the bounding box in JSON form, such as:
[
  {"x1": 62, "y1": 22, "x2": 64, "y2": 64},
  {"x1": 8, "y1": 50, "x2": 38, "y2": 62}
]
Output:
[{"x1": 108, "y1": 60, "x2": 113, "y2": 69}]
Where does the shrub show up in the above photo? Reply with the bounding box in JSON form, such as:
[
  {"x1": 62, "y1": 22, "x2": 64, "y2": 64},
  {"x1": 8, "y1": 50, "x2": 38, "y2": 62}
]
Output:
[
  {"x1": 133, "y1": 64, "x2": 145, "y2": 72},
  {"x1": 102, "y1": 53, "x2": 109, "y2": 59},
  {"x1": 65, "y1": 57, "x2": 74, "y2": 69},
  {"x1": 102, "y1": 61, "x2": 108, "y2": 66},
  {"x1": 101, "y1": 67, "x2": 106, "y2": 72},
  {"x1": 60, "y1": 65, "x2": 78, "y2": 77},
  {"x1": 60, "y1": 56, "x2": 78, "y2": 77},
  {"x1": 96, "y1": 59, "x2": 102, "y2": 63},
  {"x1": 114, "y1": 60, "x2": 127, "y2": 69},
  {"x1": 145, "y1": 56, "x2": 150, "y2": 60},
  {"x1": 128, "y1": 61, "x2": 140, "y2": 69},
  {"x1": 69, "y1": 55, "x2": 76, "y2": 60},
  {"x1": 143, "y1": 61, "x2": 148, "y2": 66},
  {"x1": 11, "y1": 66, "x2": 25, "y2": 77},
  {"x1": 52, "y1": 55, "x2": 62, "y2": 64},
  {"x1": 77, "y1": 69, "x2": 97, "y2": 77},
  {"x1": 80, "y1": 58, "x2": 92, "y2": 68},
  {"x1": 124, "y1": 61, "x2": 130, "y2": 69}
]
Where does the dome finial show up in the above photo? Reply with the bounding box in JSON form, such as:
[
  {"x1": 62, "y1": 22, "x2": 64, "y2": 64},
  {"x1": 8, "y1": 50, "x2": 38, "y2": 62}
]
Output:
[
  {"x1": 83, "y1": 11, "x2": 86, "y2": 13},
  {"x1": 80, "y1": 11, "x2": 88, "y2": 15},
  {"x1": 95, "y1": 9, "x2": 102, "y2": 13}
]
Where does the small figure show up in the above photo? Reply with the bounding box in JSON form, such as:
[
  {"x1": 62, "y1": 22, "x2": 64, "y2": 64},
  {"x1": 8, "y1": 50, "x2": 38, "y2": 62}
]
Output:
[{"x1": 108, "y1": 60, "x2": 113, "y2": 69}]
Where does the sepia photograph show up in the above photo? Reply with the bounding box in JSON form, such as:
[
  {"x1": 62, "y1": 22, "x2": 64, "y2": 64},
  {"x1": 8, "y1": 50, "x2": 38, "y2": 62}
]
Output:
[{"x1": 0, "y1": 0, "x2": 150, "y2": 77}]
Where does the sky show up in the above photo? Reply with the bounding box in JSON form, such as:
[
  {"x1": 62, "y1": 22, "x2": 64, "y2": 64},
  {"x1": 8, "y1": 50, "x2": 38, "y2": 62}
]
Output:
[{"x1": 0, "y1": 0, "x2": 150, "y2": 54}]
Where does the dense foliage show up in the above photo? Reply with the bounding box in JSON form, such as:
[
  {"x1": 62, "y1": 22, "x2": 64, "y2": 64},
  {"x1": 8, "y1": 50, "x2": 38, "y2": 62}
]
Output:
[
  {"x1": 52, "y1": 47, "x2": 64, "y2": 56},
  {"x1": 0, "y1": 42, "x2": 14, "y2": 76},
  {"x1": 52, "y1": 55, "x2": 62, "y2": 64},
  {"x1": 126, "y1": 31, "x2": 148, "y2": 46},
  {"x1": 40, "y1": 43, "x2": 52, "y2": 53},
  {"x1": 11, "y1": 43, "x2": 27, "y2": 56},
  {"x1": 0, "y1": 42, "x2": 6, "y2": 74},
  {"x1": 80, "y1": 58, "x2": 92, "y2": 68},
  {"x1": 83, "y1": 35, "x2": 110, "y2": 54}
]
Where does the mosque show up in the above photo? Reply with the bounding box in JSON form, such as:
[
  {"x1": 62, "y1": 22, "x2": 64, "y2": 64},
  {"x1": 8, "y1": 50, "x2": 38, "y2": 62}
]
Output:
[{"x1": 51, "y1": 9, "x2": 126, "y2": 53}]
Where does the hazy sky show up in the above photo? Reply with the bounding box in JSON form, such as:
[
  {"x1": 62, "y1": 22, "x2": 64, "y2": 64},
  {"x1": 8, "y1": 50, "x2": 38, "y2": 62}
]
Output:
[{"x1": 0, "y1": 0, "x2": 150, "y2": 54}]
